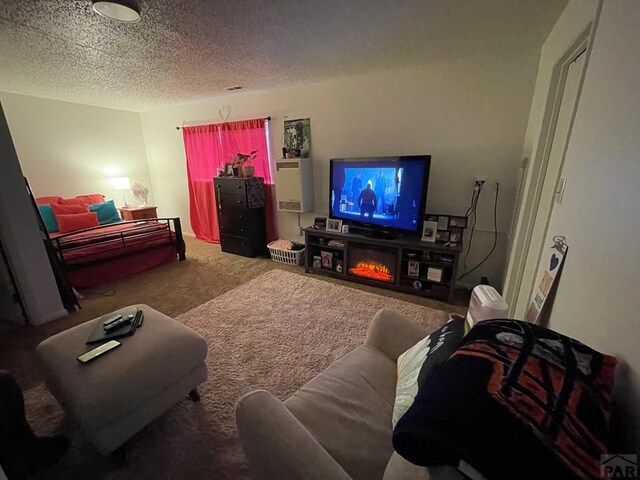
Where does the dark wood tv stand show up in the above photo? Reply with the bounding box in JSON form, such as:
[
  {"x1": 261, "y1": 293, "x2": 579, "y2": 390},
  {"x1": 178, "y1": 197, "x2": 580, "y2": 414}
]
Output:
[{"x1": 304, "y1": 227, "x2": 462, "y2": 303}]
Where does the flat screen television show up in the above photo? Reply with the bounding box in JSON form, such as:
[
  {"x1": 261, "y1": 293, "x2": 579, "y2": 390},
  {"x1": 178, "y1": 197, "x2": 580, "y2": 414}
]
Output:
[{"x1": 329, "y1": 155, "x2": 431, "y2": 236}]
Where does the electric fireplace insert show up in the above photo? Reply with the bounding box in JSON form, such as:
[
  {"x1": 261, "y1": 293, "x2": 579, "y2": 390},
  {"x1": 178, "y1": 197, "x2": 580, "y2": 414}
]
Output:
[{"x1": 347, "y1": 243, "x2": 397, "y2": 283}]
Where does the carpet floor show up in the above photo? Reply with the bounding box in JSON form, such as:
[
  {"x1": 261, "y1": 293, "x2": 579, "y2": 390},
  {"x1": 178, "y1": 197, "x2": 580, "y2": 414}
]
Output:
[
  {"x1": 0, "y1": 237, "x2": 466, "y2": 392},
  {"x1": 22, "y1": 269, "x2": 450, "y2": 479}
]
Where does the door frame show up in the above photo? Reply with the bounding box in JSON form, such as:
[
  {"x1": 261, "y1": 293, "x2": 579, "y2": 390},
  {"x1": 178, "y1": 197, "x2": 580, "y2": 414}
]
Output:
[{"x1": 504, "y1": 26, "x2": 593, "y2": 317}]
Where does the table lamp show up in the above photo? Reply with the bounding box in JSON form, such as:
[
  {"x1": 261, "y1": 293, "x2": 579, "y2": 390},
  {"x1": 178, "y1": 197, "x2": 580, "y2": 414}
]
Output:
[{"x1": 112, "y1": 177, "x2": 131, "y2": 206}]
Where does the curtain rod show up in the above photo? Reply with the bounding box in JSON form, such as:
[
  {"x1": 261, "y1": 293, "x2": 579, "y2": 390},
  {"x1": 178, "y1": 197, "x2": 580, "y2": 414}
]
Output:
[{"x1": 176, "y1": 116, "x2": 271, "y2": 130}]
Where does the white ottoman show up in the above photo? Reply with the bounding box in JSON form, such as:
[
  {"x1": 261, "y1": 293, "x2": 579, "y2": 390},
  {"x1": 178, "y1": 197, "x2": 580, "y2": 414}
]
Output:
[{"x1": 36, "y1": 304, "x2": 207, "y2": 454}]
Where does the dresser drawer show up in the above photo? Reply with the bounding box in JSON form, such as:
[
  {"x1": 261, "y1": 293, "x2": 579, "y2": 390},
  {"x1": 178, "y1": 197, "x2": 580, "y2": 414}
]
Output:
[
  {"x1": 218, "y1": 222, "x2": 251, "y2": 236},
  {"x1": 220, "y1": 235, "x2": 255, "y2": 257},
  {"x1": 214, "y1": 178, "x2": 246, "y2": 196},
  {"x1": 220, "y1": 195, "x2": 248, "y2": 210}
]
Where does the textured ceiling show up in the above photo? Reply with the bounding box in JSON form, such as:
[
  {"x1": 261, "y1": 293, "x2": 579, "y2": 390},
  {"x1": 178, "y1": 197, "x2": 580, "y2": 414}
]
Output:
[{"x1": 0, "y1": 0, "x2": 567, "y2": 112}]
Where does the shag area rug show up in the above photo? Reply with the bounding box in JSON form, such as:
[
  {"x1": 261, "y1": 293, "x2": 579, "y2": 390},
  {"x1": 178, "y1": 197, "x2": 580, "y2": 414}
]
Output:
[{"x1": 24, "y1": 270, "x2": 449, "y2": 479}]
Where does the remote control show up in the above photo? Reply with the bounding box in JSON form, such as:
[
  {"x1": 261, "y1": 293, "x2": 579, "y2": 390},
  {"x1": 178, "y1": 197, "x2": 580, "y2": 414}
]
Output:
[
  {"x1": 102, "y1": 314, "x2": 123, "y2": 328},
  {"x1": 77, "y1": 340, "x2": 121, "y2": 363},
  {"x1": 103, "y1": 314, "x2": 134, "y2": 332}
]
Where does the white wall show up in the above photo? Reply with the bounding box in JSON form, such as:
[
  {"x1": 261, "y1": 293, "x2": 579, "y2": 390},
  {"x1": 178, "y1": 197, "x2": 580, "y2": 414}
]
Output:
[
  {"x1": 141, "y1": 53, "x2": 541, "y2": 288},
  {"x1": 0, "y1": 92, "x2": 154, "y2": 206},
  {"x1": 543, "y1": 0, "x2": 640, "y2": 450},
  {"x1": 0, "y1": 103, "x2": 66, "y2": 325},
  {"x1": 503, "y1": 0, "x2": 599, "y2": 307}
]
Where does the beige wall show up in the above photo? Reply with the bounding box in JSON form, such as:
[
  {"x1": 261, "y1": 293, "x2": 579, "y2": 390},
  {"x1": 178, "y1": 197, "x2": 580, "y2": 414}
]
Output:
[
  {"x1": 543, "y1": 0, "x2": 640, "y2": 449},
  {"x1": 503, "y1": 0, "x2": 599, "y2": 307},
  {"x1": 0, "y1": 92, "x2": 154, "y2": 207},
  {"x1": 141, "y1": 53, "x2": 541, "y2": 288}
]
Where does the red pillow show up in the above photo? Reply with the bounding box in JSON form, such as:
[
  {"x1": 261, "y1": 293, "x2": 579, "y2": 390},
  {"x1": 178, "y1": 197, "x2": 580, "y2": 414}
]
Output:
[
  {"x1": 58, "y1": 197, "x2": 90, "y2": 205},
  {"x1": 36, "y1": 196, "x2": 63, "y2": 205},
  {"x1": 58, "y1": 194, "x2": 106, "y2": 205},
  {"x1": 56, "y1": 212, "x2": 99, "y2": 234},
  {"x1": 51, "y1": 203, "x2": 88, "y2": 215},
  {"x1": 76, "y1": 194, "x2": 106, "y2": 204}
]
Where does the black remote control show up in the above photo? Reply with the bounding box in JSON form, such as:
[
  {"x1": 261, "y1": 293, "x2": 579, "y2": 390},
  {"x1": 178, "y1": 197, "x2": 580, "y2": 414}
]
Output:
[
  {"x1": 103, "y1": 314, "x2": 134, "y2": 332},
  {"x1": 102, "y1": 314, "x2": 122, "y2": 328}
]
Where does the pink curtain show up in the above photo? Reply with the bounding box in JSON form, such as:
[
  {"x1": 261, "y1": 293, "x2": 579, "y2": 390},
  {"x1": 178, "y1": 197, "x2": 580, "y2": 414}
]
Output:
[{"x1": 182, "y1": 119, "x2": 278, "y2": 243}]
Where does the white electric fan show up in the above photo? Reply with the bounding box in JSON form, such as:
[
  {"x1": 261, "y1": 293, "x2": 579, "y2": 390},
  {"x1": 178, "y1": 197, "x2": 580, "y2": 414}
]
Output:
[{"x1": 131, "y1": 182, "x2": 149, "y2": 207}]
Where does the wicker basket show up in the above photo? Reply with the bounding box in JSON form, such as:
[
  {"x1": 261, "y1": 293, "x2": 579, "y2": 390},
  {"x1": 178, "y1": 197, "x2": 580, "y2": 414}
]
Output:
[{"x1": 267, "y1": 242, "x2": 305, "y2": 266}]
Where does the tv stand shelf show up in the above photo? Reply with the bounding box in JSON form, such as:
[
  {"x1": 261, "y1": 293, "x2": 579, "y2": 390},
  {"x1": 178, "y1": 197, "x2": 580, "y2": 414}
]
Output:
[{"x1": 304, "y1": 227, "x2": 462, "y2": 303}]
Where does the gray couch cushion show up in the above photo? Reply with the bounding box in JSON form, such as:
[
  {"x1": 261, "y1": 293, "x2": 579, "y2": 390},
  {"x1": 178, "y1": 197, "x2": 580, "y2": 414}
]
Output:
[
  {"x1": 383, "y1": 452, "x2": 466, "y2": 480},
  {"x1": 285, "y1": 345, "x2": 397, "y2": 480}
]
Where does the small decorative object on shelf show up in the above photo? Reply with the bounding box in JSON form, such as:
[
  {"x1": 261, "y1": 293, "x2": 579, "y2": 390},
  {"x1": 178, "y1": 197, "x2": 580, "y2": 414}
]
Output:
[
  {"x1": 426, "y1": 214, "x2": 468, "y2": 246},
  {"x1": 427, "y1": 267, "x2": 444, "y2": 283},
  {"x1": 231, "y1": 151, "x2": 257, "y2": 177},
  {"x1": 321, "y1": 251, "x2": 333, "y2": 269},
  {"x1": 326, "y1": 218, "x2": 342, "y2": 232},
  {"x1": 408, "y1": 260, "x2": 420, "y2": 277},
  {"x1": 421, "y1": 220, "x2": 438, "y2": 243},
  {"x1": 450, "y1": 228, "x2": 463, "y2": 246},
  {"x1": 327, "y1": 239, "x2": 345, "y2": 248},
  {"x1": 313, "y1": 217, "x2": 327, "y2": 229},
  {"x1": 313, "y1": 256, "x2": 322, "y2": 268},
  {"x1": 436, "y1": 231, "x2": 450, "y2": 243}
]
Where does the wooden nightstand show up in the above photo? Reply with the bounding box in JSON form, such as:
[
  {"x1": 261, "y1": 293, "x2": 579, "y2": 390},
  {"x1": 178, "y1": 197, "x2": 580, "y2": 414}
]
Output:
[{"x1": 119, "y1": 206, "x2": 158, "y2": 221}]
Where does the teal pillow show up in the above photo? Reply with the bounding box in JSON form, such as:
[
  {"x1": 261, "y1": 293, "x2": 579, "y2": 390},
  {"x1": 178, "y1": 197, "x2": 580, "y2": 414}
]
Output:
[
  {"x1": 89, "y1": 199, "x2": 122, "y2": 225},
  {"x1": 38, "y1": 204, "x2": 58, "y2": 233}
]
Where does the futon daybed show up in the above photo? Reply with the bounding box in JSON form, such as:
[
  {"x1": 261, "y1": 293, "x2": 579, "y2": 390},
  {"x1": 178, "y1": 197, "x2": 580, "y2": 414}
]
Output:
[
  {"x1": 36, "y1": 194, "x2": 185, "y2": 288},
  {"x1": 50, "y1": 218, "x2": 186, "y2": 288}
]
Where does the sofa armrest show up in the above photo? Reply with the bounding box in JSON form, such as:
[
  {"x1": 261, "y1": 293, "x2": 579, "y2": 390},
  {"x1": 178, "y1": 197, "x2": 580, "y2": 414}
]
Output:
[
  {"x1": 236, "y1": 390, "x2": 352, "y2": 480},
  {"x1": 365, "y1": 309, "x2": 427, "y2": 361}
]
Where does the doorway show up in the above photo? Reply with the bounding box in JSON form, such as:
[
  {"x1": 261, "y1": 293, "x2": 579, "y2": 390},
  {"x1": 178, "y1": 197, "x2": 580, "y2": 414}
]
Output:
[{"x1": 505, "y1": 28, "x2": 591, "y2": 318}]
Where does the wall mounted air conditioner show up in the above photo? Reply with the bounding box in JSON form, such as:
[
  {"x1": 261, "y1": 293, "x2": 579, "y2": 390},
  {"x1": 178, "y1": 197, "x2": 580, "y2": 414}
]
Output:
[{"x1": 275, "y1": 158, "x2": 314, "y2": 212}]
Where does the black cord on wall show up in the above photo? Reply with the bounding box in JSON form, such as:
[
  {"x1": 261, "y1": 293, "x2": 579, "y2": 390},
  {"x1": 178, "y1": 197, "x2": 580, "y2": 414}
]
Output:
[
  {"x1": 459, "y1": 182, "x2": 500, "y2": 280},
  {"x1": 462, "y1": 183, "x2": 482, "y2": 276}
]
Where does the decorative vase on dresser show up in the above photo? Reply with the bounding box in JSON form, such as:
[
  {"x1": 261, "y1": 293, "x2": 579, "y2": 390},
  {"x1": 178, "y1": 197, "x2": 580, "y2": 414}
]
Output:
[{"x1": 213, "y1": 176, "x2": 267, "y2": 257}]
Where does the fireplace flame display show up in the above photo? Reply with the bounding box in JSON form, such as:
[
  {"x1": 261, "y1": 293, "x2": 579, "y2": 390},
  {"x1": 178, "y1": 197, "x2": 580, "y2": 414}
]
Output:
[{"x1": 349, "y1": 260, "x2": 394, "y2": 282}]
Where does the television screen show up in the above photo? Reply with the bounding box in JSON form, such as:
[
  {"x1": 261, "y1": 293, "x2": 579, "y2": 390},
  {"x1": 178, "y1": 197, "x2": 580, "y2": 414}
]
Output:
[{"x1": 329, "y1": 155, "x2": 430, "y2": 234}]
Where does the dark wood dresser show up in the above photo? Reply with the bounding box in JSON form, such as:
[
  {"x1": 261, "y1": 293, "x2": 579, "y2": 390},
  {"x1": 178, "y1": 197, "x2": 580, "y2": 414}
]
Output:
[{"x1": 214, "y1": 176, "x2": 267, "y2": 257}]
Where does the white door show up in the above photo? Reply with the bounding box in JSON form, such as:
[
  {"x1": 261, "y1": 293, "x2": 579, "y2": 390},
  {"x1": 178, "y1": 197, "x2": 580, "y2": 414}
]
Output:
[{"x1": 513, "y1": 49, "x2": 587, "y2": 317}]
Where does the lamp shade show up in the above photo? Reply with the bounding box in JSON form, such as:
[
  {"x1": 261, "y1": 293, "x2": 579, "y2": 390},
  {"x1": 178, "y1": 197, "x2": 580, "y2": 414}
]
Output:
[
  {"x1": 92, "y1": 0, "x2": 141, "y2": 23},
  {"x1": 112, "y1": 177, "x2": 131, "y2": 190}
]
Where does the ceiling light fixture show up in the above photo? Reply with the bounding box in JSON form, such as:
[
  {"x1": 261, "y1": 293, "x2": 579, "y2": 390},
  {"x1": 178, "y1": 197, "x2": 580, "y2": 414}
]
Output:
[{"x1": 92, "y1": 0, "x2": 141, "y2": 23}]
